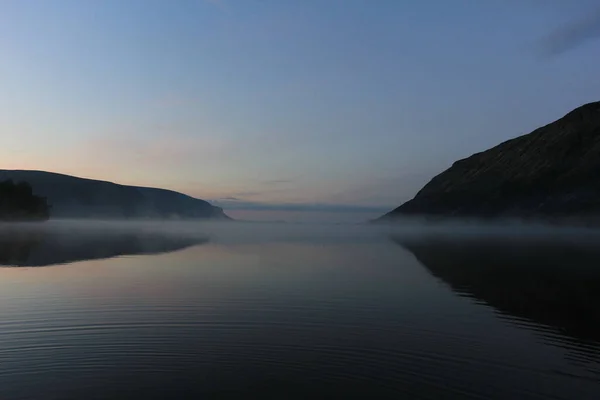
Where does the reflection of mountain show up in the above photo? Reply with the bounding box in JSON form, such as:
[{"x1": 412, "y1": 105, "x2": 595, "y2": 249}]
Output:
[
  {"x1": 0, "y1": 228, "x2": 208, "y2": 267},
  {"x1": 395, "y1": 236, "x2": 600, "y2": 356}
]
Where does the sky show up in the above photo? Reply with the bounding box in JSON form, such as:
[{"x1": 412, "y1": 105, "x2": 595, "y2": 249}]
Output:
[{"x1": 1, "y1": 0, "x2": 599, "y2": 222}]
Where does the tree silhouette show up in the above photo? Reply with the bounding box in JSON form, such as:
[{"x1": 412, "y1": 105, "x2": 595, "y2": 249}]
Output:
[{"x1": 0, "y1": 180, "x2": 50, "y2": 221}]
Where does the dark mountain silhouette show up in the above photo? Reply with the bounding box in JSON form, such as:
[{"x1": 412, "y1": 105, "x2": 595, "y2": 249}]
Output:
[
  {"x1": 378, "y1": 101, "x2": 600, "y2": 222},
  {"x1": 0, "y1": 226, "x2": 208, "y2": 267},
  {"x1": 0, "y1": 180, "x2": 50, "y2": 221},
  {"x1": 0, "y1": 170, "x2": 230, "y2": 220},
  {"x1": 395, "y1": 236, "x2": 600, "y2": 366}
]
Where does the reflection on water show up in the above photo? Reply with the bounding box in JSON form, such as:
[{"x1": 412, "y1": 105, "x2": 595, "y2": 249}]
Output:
[
  {"x1": 396, "y1": 235, "x2": 600, "y2": 371},
  {"x1": 0, "y1": 225, "x2": 208, "y2": 267},
  {"x1": 0, "y1": 222, "x2": 600, "y2": 399}
]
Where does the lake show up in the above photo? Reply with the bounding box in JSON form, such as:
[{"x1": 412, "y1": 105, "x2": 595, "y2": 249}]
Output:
[{"x1": 1, "y1": 221, "x2": 600, "y2": 399}]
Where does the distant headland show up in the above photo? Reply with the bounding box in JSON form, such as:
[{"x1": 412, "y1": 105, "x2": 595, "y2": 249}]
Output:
[{"x1": 0, "y1": 170, "x2": 231, "y2": 221}]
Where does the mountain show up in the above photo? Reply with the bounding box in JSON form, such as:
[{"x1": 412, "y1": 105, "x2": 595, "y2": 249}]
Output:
[
  {"x1": 0, "y1": 170, "x2": 231, "y2": 220},
  {"x1": 378, "y1": 101, "x2": 600, "y2": 222}
]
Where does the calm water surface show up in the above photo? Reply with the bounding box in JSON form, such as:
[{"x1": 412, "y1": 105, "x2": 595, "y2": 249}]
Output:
[{"x1": 1, "y1": 221, "x2": 600, "y2": 399}]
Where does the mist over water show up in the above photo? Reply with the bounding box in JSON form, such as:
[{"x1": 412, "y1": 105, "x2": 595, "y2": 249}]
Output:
[{"x1": 1, "y1": 220, "x2": 600, "y2": 399}]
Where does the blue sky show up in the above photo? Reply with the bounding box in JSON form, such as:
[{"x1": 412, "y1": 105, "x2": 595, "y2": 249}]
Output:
[{"x1": 1, "y1": 0, "x2": 599, "y2": 221}]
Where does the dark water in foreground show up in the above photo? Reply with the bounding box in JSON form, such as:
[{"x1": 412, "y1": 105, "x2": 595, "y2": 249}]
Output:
[{"x1": 1, "y1": 221, "x2": 600, "y2": 399}]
